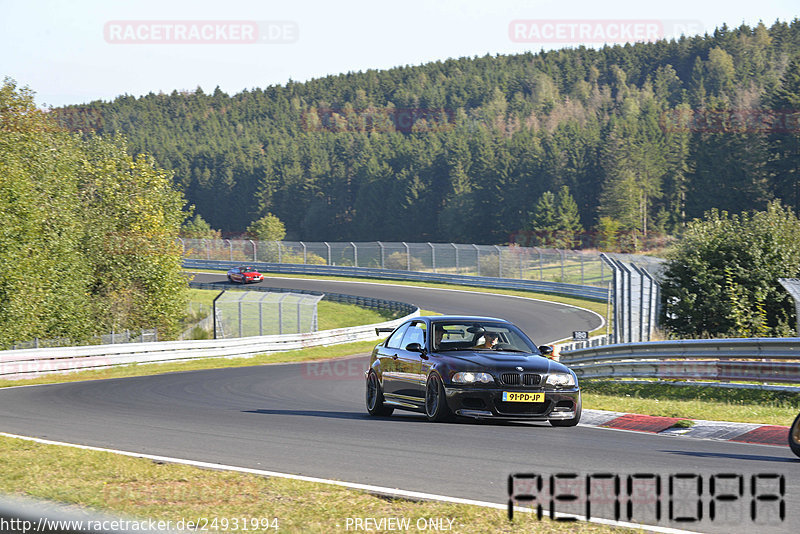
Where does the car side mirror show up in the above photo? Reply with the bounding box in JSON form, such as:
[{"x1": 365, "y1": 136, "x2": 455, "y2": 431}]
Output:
[
  {"x1": 539, "y1": 345, "x2": 554, "y2": 356},
  {"x1": 405, "y1": 342, "x2": 424, "y2": 353}
]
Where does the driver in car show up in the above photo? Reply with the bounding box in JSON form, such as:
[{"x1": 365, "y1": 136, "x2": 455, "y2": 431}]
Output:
[{"x1": 472, "y1": 331, "x2": 499, "y2": 349}]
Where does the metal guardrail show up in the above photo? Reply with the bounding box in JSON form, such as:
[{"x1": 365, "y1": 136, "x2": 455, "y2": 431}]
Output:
[
  {"x1": 0, "y1": 309, "x2": 419, "y2": 381},
  {"x1": 8, "y1": 329, "x2": 159, "y2": 351},
  {"x1": 559, "y1": 338, "x2": 800, "y2": 385},
  {"x1": 556, "y1": 334, "x2": 612, "y2": 353},
  {"x1": 184, "y1": 259, "x2": 610, "y2": 301}
]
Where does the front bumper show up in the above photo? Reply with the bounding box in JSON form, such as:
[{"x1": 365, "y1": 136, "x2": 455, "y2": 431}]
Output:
[{"x1": 444, "y1": 385, "x2": 580, "y2": 420}]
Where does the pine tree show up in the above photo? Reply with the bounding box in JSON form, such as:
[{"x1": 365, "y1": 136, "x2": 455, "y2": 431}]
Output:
[
  {"x1": 768, "y1": 58, "x2": 800, "y2": 212},
  {"x1": 554, "y1": 186, "x2": 583, "y2": 249},
  {"x1": 528, "y1": 191, "x2": 558, "y2": 246}
]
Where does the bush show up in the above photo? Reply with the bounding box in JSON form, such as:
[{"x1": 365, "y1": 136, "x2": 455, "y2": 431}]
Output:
[
  {"x1": 478, "y1": 255, "x2": 500, "y2": 277},
  {"x1": 661, "y1": 201, "x2": 800, "y2": 338},
  {"x1": 281, "y1": 251, "x2": 327, "y2": 265},
  {"x1": 384, "y1": 252, "x2": 426, "y2": 271}
]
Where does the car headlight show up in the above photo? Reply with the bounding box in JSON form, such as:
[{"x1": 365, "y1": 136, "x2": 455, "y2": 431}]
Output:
[
  {"x1": 545, "y1": 373, "x2": 575, "y2": 386},
  {"x1": 452, "y1": 372, "x2": 494, "y2": 384}
]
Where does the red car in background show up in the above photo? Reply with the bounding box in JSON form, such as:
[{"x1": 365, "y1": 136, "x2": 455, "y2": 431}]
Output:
[{"x1": 227, "y1": 266, "x2": 264, "y2": 284}]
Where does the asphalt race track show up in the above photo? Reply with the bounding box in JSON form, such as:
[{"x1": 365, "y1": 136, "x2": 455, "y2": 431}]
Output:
[{"x1": 0, "y1": 274, "x2": 797, "y2": 533}]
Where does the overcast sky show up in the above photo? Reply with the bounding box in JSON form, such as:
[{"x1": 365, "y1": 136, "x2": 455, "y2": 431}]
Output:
[{"x1": 1, "y1": 0, "x2": 798, "y2": 108}]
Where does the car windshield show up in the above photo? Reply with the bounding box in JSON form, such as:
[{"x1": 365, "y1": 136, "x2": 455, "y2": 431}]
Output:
[{"x1": 430, "y1": 321, "x2": 538, "y2": 354}]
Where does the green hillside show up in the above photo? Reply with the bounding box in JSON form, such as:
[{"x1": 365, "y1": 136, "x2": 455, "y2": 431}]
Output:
[{"x1": 55, "y1": 20, "x2": 800, "y2": 247}]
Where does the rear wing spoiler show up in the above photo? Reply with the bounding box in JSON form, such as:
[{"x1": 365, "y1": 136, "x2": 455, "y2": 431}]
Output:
[{"x1": 375, "y1": 327, "x2": 395, "y2": 336}]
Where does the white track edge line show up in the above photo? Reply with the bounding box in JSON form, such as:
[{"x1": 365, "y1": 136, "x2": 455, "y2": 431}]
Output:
[{"x1": 0, "y1": 431, "x2": 700, "y2": 534}]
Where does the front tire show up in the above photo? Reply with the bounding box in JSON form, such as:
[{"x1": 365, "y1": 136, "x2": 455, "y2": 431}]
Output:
[
  {"x1": 425, "y1": 374, "x2": 453, "y2": 422},
  {"x1": 549, "y1": 394, "x2": 582, "y2": 427},
  {"x1": 366, "y1": 371, "x2": 393, "y2": 416},
  {"x1": 790, "y1": 412, "x2": 800, "y2": 458}
]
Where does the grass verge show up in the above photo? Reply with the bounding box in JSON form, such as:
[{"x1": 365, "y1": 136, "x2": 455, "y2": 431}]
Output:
[
  {"x1": 0, "y1": 435, "x2": 634, "y2": 534},
  {"x1": 582, "y1": 381, "x2": 800, "y2": 426},
  {"x1": 316, "y1": 300, "x2": 399, "y2": 330}
]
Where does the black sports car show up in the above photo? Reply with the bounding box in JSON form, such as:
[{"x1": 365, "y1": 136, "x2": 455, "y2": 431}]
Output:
[{"x1": 365, "y1": 315, "x2": 581, "y2": 425}]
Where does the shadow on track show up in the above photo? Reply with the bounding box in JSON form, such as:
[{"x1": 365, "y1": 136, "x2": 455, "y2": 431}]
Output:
[
  {"x1": 244, "y1": 409, "x2": 552, "y2": 428},
  {"x1": 243, "y1": 408, "x2": 426, "y2": 422}
]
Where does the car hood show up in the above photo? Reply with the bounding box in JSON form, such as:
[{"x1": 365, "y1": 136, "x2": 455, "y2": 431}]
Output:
[{"x1": 441, "y1": 351, "x2": 569, "y2": 374}]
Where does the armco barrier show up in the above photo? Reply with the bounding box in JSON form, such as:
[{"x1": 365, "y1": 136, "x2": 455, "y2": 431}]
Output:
[
  {"x1": 559, "y1": 338, "x2": 800, "y2": 385},
  {"x1": 184, "y1": 259, "x2": 609, "y2": 301},
  {"x1": 0, "y1": 310, "x2": 419, "y2": 381}
]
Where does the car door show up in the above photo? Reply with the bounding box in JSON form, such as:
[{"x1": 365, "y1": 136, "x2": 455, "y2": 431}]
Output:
[
  {"x1": 375, "y1": 322, "x2": 409, "y2": 396},
  {"x1": 392, "y1": 321, "x2": 427, "y2": 402}
]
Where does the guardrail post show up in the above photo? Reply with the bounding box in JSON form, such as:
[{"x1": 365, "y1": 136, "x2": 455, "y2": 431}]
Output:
[
  {"x1": 473, "y1": 244, "x2": 480, "y2": 276},
  {"x1": 606, "y1": 282, "x2": 612, "y2": 338},
  {"x1": 324, "y1": 242, "x2": 331, "y2": 265},
  {"x1": 403, "y1": 242, "x2": 410, "y2": 271},
  {"x1": 277, "y1": 294, "x2": 288, "y2": 334},
  {"x1": 559, "y1": 249, "x2": 565, "y2": 282},
  {"x1": 534, "y1": 247, "x2": 543, "y2": 280},
  {"x1": 378, "y1": 241, "x2": 385, "y2": 269},
  {"x1": 452, "y1": 243, "x2": 459, "y2": 273},
  {"x1": 225, "y1": 239, "x2": 232, "y2": 261},
  {"x1": 580, "y1": 253, "x2": 585, "y2": 285},
  {"x1": 427, "y1": 243, "x2": 435, "y2": 273},
  {"x1": 259, "y1": 292, "x2": 269, "y2": 336},
  {"x1": 297, "y1": 299, "x2": 302, "y2": 333},
  {"x1": 249, "y1": 240, "x2": 256, "y2": 262},
  {"x1": 301, "y1": 242, "x2": 307, "y2": 264},
  {"x1": 212, "y1": 290, "x2": 225, "y2": 339},
  {"x1": 278, "y1": 241, "x2": 282, "y2": 264},
  {"x1": 238, "y1": 299, "x2": 243, "y2": 338},
  {"x1": 350, "y1": 242, "x2": 358, "y2": 267},
  {"x1": 202, "y1": 239, "x2": 209, "y2": 260},
  {"x1": 494, "y1": 245, "x2": 502, "y2": 278}
]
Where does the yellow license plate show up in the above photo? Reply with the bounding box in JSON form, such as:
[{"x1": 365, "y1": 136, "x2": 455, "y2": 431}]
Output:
[{"x1": 502, "y1": 392, "x2": 544, "y2": 403}]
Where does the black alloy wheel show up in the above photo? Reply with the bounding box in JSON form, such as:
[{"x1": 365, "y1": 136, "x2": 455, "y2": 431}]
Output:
[
  {"x1": 425, "y1": 374, "x2": 453, "y2": 422},
  {"x1": 366, "y1": 371, "x2": 393, "y2": 416}
]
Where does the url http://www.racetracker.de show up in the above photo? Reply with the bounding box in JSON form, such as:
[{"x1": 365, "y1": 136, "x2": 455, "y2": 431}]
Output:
[{"x1": 0, "y1": 516, "x2": 280, "y2": 533}]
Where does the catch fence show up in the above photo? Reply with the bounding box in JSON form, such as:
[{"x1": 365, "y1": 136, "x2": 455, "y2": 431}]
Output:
[{"x1": 180, "y1": 239, "x2": 616, "y2": 287}]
